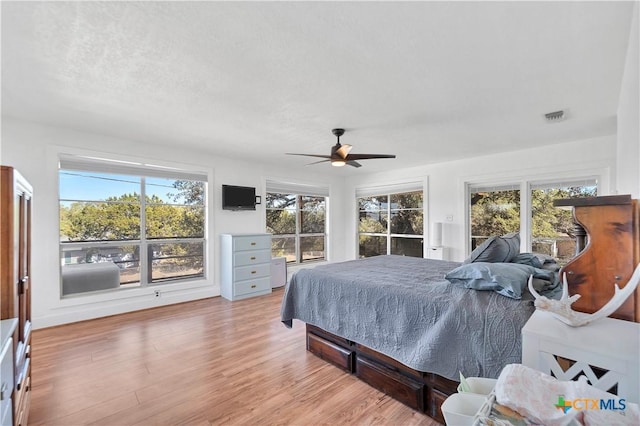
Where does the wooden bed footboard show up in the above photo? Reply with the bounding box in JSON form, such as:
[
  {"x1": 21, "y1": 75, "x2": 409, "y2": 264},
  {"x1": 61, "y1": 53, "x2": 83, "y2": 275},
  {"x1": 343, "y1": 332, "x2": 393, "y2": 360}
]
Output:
[{"x1": 306, "y1": 324, "x2": 458, "y2": 424}]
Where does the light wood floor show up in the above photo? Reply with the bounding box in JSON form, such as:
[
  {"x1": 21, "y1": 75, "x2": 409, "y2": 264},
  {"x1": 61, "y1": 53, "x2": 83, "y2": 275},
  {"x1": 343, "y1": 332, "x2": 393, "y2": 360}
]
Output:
[{"x1": 30, "y1": 289, "x2": 439, "y2": 425}]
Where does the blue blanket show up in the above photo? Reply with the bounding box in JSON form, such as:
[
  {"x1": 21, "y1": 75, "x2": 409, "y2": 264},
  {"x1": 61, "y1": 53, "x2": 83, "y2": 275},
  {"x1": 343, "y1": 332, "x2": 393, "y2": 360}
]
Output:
[{"x1": 281, "y1": 255, "x2": 537, "y2": 380}]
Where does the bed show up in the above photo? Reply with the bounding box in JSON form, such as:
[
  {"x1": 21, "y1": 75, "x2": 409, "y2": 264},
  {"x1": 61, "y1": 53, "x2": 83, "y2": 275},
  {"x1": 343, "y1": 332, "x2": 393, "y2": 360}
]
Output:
[
  {"x1": 280, "y1": 249, "x2": 560, "y2": 422},
  {"x1": 280, "y1": 196, "x2": 640, "y2": 423},
  {"x1": 281, "y1": 255, "x2": 541, "y2": 380}
]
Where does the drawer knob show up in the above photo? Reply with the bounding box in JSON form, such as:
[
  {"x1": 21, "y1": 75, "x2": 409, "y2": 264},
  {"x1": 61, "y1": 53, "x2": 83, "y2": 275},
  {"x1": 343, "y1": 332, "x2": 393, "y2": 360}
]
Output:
[
  {"x1": 251, "y1": 284, "x2": 256, "y2": 288},
  {"x1": 250, "y1": 256, "x2": 256, "y2": 260},
  {"x1": 251, "y1": 271, "x2": 257, "y2": 274},
  {"x1": 251, "y1": 242, "x2": 256, "y2": 246}
]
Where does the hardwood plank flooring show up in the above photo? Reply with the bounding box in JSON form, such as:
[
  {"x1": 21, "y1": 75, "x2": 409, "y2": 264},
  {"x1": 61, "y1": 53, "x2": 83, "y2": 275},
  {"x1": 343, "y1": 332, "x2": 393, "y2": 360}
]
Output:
[{"x1": 30, "y1": 289, "x2": 440, "y2": 425}]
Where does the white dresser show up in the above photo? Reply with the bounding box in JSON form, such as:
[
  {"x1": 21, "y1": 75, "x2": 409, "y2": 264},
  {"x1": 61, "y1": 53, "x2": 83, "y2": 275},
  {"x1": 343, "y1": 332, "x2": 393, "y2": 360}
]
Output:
[
  {"x1": 220, "y1": 233, "x2": 272, "y2": 301},
  {"x1": 1, "y1": 319, "x2": 18, "y2": 426}
]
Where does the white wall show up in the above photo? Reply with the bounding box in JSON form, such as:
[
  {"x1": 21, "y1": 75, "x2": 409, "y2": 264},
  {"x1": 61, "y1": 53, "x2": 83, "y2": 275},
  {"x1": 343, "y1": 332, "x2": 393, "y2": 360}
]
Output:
[
  {"x1": 0, "y1": 116, "x2": 620, "y2": 326},
  {"x1": 344, "y1": 135, "x2": 617, "y2": 262},
  {"x1": 617, "y1": 2, "x2": 640, "y2": 198},
  {"x1": 1, "y1": 117, "x2": 346, "y2": 328}
]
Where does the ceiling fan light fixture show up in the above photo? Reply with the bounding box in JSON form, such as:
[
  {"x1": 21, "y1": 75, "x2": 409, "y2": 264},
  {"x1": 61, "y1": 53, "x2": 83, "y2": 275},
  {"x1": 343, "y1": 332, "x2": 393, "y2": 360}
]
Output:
[{"x1": 286, "y1": 128, "x2": 395, "y2": 168}]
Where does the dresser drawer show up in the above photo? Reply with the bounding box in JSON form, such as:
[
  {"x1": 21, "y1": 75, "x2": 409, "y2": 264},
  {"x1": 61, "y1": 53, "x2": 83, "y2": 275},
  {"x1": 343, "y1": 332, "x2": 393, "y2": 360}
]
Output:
[
  {"x1": 235, "y1": 263, "x2": 270, "y2": 282},
  {"x1": 235, "y1": 277, "x2": 271, "y2": 296},
  {"x1": 233, "y1": 236, "x2": 271, "y2": 252},
  {"x1": 234, "y1": 250, "x2": 271, "y2": 267}
]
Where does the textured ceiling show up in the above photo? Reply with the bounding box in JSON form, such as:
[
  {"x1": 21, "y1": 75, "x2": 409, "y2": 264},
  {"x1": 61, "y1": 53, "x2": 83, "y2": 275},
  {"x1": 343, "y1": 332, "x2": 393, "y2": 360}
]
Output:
[{"x1": 1, "y1": 1, "x2": 635, "y2": 174}]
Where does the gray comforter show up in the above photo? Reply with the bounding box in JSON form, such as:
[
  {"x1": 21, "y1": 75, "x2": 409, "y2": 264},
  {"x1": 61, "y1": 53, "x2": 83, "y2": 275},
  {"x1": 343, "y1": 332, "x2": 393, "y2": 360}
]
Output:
[{"x1": 281, "y1": 255, "x2": 536, "y2": 381}]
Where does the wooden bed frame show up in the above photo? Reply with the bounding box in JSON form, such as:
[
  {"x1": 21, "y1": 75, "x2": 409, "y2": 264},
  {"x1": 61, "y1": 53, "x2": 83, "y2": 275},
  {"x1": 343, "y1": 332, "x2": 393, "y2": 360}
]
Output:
[
  {"x1": 302, "y1": 195, "x2": 640, "y2": 423},
  {"x1": 305, "y1": 324, "x2": 458, "y2": 424}
]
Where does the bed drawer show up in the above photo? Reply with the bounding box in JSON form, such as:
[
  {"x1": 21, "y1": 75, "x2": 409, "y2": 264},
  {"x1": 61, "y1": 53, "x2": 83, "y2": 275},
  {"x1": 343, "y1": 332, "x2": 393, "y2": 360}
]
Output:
[
  {"x1": 307, "y1": 333, "x2": 354, "y2": 373},
  {"x1": 356, "y1": 356, "x2": 424, "y2": 412},
  {"x1": 356, "y1": 343, "x2": 422, "y2": 381},
  {"x1": 427, "y1": 387, "x2": 449, "y2": 425},
  {"x1": 307, "y1": 324, "x2": 352, "y2": 347}
]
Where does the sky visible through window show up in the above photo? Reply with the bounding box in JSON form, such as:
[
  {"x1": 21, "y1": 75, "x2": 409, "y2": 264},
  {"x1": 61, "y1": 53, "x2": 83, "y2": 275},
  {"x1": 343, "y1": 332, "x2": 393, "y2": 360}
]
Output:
[{"x1": 60, "y1": 171, "x2": 181, "y2": 203}]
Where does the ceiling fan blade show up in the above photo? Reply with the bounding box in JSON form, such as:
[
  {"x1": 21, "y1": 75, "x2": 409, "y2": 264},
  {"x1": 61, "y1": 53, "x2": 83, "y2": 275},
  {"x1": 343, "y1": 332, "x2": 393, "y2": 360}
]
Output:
[
  {"x1": 346, "y1": 154, "x2": 396, "y2": 160},
  {"x1": 306, "y1": 159, "x2": 332, "y2": 166},
  {"x1": 286, "y1": 153, "x2": 333, "y2": 159},
  {"x1": 347, "y1": 160, "x2": 362, "y2": 168},
  {"x1": 336, "y1": 144, "x2": 352, "y2": 159}
]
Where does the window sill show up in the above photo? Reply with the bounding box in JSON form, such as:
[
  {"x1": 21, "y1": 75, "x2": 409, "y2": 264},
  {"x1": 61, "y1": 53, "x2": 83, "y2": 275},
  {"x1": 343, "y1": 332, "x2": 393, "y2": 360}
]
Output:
[{"x1": 56, "y1": 277, "x2": 212, "y2": 308}]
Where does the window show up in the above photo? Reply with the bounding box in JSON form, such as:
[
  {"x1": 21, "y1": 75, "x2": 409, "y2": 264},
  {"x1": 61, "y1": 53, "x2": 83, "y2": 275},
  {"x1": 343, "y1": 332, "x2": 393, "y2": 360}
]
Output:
[
  {"x1": 59, "y1": 156, "x2": 207, "y2": 296},
  {"x1": 467, "y1": 178, "x2": 597, "y2": 261},
  {"x1": 469, "y1": 184, "x2": 521, "y2": 250},
  {"x1": 358, "y1": 190, "x2": 424, "y2": 258},
  {"x1": 530, "y1": 180, "x2": 597, "y2": 264},
  {"x1": 265, "y1": 179, "x2": 329, "y2": 264}
]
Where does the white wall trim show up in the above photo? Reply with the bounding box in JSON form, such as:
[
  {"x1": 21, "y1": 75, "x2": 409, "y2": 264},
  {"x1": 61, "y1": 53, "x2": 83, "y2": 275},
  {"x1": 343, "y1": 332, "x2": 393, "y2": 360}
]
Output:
[{"x1": 35, "y1": 287, "x2": 217, "y2": 329}]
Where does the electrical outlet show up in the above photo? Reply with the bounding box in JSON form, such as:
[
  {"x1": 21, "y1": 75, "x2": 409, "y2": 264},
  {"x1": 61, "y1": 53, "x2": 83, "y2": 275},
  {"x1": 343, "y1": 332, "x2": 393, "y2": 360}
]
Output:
[
  {"x1": 446, "y1": 215, "x2": 453, "y2": 222},
  {"x1": 154, "y1": 290, "x2": 160, "y2": 298}
]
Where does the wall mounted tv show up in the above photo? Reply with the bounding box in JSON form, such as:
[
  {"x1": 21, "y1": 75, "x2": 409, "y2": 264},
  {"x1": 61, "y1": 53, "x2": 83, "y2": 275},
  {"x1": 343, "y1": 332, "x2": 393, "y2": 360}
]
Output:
[{"x1": 222, "y1": 184, "x2": 257, "y2": 211}]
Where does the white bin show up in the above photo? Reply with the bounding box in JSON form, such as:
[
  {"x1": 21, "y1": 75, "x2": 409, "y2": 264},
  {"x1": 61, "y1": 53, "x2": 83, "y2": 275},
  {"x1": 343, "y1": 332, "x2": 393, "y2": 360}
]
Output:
[
  {"x1": 271, "y1": 257, "x2": 287, "y2": 288},
  {"x1": 441, "y1": 393, "x2": 487, "y2": 426},
  {"x1": 457, "y1": 377, "x2": 497, "y2": 396}
]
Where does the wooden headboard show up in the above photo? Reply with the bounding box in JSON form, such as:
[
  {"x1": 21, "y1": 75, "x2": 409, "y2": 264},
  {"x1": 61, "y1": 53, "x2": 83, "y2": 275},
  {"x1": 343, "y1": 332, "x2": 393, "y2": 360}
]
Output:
[{"x1": 554, "y1": 194, "x2": 640, "y2": 323}]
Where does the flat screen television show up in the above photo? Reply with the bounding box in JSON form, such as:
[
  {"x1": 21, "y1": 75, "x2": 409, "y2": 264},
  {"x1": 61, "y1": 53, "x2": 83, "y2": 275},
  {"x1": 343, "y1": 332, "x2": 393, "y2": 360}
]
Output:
[{"x1": 222, "y1": 184, "x2": 256, "y2": 211}]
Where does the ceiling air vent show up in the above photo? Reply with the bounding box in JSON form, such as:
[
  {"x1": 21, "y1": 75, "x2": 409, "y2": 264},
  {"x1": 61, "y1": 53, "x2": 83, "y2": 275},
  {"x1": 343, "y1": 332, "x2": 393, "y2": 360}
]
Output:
[{"x1": 544, "y1": 110, "x2": 565, "y2": 122}]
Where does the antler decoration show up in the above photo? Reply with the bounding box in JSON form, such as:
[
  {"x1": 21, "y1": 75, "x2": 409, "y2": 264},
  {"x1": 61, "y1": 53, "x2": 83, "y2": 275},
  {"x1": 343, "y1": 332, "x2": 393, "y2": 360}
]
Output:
[{"x1": 528, "y1": 264, "x2": 640, "y2": 327}]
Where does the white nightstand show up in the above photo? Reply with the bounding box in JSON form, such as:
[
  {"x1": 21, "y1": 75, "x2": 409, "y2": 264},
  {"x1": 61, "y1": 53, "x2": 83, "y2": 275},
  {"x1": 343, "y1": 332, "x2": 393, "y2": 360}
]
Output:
[
  {"x1": 522, "y1": 310, "x2": 639, "y2": 403},
  {"x1": 426, "y1": 246, "x2": 446, "y2": 260}
]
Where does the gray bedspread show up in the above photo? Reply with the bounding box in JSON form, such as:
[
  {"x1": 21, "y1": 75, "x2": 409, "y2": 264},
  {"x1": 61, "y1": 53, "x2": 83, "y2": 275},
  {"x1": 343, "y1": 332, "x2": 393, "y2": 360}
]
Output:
[{"x1": 280, "y1": 255, "x2": 536, "y2": 381}]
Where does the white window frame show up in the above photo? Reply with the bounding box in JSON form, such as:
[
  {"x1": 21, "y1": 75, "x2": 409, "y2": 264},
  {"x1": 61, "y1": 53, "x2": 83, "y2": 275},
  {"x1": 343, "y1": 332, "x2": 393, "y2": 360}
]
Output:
[
  {"x1": 356, "y1": 182, "x2": 425, "y2": 258},
  {"x1": 58, "y1": 153, "x2": 209, "y2": 295},
  {"x1": 465, "y1": 176, "x2": 599, "y2": 255},
  {"x1": 467, "y1": 182, "x2": 522, "y2": 254},
  {"x1": 265, "y1": 179, "x2": 329, "y2": 265}
]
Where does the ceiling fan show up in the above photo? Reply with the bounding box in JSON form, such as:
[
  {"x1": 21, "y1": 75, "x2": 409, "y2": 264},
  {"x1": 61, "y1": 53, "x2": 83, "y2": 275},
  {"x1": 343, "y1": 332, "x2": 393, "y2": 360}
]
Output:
[{"x1": 286, "y1": 128, "x2": 396, "y2": 168}]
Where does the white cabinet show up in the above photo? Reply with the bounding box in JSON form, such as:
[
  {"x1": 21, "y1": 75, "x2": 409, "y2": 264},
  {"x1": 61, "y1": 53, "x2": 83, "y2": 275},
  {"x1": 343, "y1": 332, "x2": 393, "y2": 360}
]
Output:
[
  {"x1": 220, "y1": 234, "x2": 272, "y2": 301},
  {"x1": 522, "y1": 310, "x2": 640, "y2": 403},
  {"x1": 1, "y1": 319, "x2": 17, "y2": 426},
  {"x1": 426, "y1": 246, "x2": 446, "y2": 260}
]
